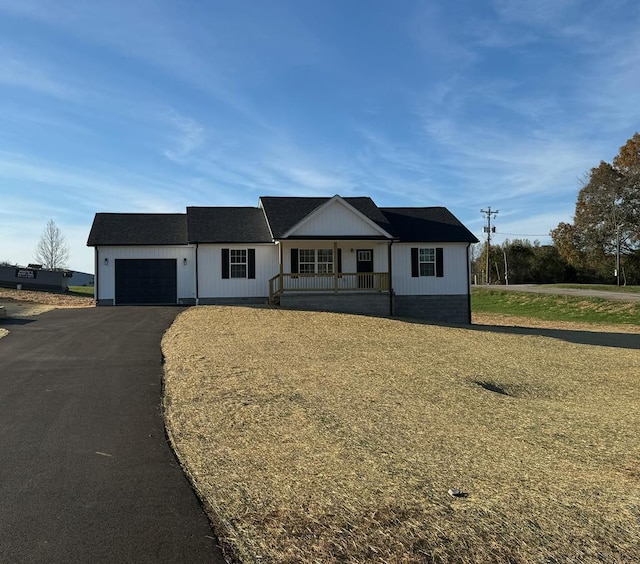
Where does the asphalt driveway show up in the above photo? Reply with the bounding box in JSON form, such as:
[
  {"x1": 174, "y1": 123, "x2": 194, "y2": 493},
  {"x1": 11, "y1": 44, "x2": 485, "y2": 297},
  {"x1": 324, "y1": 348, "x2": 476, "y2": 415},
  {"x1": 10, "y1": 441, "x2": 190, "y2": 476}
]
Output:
[{"x1": 0, "y1": 307, "x2": 224, "y2": 563}]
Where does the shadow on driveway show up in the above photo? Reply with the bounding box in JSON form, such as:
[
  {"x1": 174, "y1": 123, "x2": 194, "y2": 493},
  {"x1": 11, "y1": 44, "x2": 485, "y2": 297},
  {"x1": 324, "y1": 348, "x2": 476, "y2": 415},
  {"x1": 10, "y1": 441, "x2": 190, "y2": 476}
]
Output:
[{"x1": 0, "y1": 307, "x2": 224, "y2": 563}]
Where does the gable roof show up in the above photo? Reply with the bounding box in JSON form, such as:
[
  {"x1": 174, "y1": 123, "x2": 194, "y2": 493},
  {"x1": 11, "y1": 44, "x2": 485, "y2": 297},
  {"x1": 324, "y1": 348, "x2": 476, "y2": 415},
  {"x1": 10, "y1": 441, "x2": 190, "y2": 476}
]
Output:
[
  {"x1": 87, "y1": 213, "x2": 187, "y2": 246},
  {"x1": 186, "y1": 207, "x2": 272, "y2": 243},
  {"x1": 87, "y1": 199, "x2": 478, "y2": 247},
  {"x1": 260, "y1": 196, "x2": 397, "y2": 239},
  {"x1": 381, "y1": 207, "x2": 479, "y2": 243}
]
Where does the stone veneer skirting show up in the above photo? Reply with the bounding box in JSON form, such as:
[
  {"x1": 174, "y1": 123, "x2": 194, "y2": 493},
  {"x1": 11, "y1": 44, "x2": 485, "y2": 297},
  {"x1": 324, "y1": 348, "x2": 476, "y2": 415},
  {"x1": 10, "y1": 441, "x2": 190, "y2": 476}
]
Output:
[
  {"x1": 279, "y1": 292, "x2": 391, "y2": 317},
  {"x1": 98, "y1": 293, "x2": 471, "y2": 324},
  {"x1": 393, "y1": 294, "x2": 471, "y2": 324},
  {"x1": 197, "y1": 297, "x2": 268, "y2": 305}
]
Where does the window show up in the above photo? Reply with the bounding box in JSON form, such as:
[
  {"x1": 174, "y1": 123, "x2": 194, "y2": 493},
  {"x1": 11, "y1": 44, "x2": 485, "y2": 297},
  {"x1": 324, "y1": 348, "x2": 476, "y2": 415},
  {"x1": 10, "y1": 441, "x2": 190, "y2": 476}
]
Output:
[
  {"x1": 222, "y1": 248, "x2": 256, "y2": 279},
  {"x1": 357, "y1": 250, "x2": 372, "y2": 262},
  {"x1": 419, "y1": 248, "x2": 435, "y2": 277},
  {"x1": 299, "y1": 249, "x2": 316, "y2": 274},
  {"x1": 230, "y1": 249, "x2": 247, "y2": 278},
  {"x1": 317, "y1": 249, "x2": 334, "y2": 274},
  {"x1": 411, "y1": 247, "x2": 443, "y2": 278},
  {"x1": 298, "y1": 249, "x2": 333, "y2": 274}
]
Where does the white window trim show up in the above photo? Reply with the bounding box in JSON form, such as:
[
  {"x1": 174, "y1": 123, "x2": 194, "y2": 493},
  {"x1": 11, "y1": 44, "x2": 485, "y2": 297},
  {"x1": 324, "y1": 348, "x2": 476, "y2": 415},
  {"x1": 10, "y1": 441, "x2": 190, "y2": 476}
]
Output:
[
  {"x1": 299, "y1": 248, "x2": 334, "y2": 274},
  {"x1": 419, "y1": 247, "x2": 436, "y2": 277},
  {"x1": 230, "y1": 249, "x2": 248, "y2": 278}
]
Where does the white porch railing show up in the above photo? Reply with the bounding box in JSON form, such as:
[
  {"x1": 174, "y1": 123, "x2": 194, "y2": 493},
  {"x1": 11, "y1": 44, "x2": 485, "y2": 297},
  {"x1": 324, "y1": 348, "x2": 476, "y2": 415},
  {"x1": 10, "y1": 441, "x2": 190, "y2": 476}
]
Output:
[{"x1": 269, "y1": 272, "x2": 389, "y2": 304}]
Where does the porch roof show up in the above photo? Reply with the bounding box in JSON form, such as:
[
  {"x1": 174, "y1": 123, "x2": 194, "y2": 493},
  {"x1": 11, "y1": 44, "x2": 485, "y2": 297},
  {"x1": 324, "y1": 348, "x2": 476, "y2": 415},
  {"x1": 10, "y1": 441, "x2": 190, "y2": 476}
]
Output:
[{"x1": 260, "y1": 196, "x2": 397, "y2": 239}]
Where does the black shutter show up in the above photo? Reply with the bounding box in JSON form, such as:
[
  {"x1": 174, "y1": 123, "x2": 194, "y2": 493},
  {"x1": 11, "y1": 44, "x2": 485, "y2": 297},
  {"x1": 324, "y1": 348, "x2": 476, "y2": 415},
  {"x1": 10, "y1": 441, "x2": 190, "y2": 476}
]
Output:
[
  {"x1": 436, "y1": 247, "x2": 444, "y2": 277},
  {"x1": 291, "y1": 248, "x2": 299, "y2": 274},
  {"x1": 411, "y1": 247, "x2": 419, "y2": 277},
  {"x1": 248, "y1": 249, "x2": 256, "y2": 279},
  {"x1": 222, "y1": 248, "x2": 230, "y2": 279},
  {"x1": 337, "y1": 248, "x2": 342, "y2": 273}
]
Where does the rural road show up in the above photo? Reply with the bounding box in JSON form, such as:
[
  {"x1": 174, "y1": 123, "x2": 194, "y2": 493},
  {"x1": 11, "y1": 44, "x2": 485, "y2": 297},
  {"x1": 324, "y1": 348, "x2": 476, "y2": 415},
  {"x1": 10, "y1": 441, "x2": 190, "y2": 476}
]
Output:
[
  {"x1": 480, "y1": 284, "x2": 640, "y2": 302},
  {"x1": 0, "y1": 307, "x2": 224, "y2": 563}
]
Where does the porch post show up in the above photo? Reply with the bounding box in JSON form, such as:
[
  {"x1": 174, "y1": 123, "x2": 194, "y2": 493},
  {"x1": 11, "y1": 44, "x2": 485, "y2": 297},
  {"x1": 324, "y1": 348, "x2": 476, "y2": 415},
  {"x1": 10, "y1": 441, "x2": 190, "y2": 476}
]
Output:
[{"x1": 333, "y1": 241, "x2": 338, "y2": 292}]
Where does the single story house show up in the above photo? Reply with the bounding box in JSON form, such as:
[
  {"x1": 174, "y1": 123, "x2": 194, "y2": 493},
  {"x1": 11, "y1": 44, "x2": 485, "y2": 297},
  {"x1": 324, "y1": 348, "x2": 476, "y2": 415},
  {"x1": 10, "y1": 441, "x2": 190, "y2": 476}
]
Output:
[{"x1": 87, "y1": 195, "x2": 478, "y2": 323}]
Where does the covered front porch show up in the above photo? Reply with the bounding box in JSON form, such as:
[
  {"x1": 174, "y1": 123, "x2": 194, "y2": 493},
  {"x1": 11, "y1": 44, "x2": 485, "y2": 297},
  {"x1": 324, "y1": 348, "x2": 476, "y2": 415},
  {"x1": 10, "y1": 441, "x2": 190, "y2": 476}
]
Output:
[{"x1": 268, "y1": 240, "x2": 392, "y2": 305}]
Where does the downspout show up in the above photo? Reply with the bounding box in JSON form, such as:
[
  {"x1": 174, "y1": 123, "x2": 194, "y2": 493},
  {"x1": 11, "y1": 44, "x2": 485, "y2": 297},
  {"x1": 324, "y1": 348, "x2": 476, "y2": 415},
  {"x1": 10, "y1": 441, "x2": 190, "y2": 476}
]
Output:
[
  {"x1": 279, "y1": 241, "x2": 284, "y2": 298},
  {"x1": 94, "y1": 247, "x2": 99, "y2": 305},
  {"x1": 466, "y1": 243, "x2": 472, "y2": 324},
  {"x1": 388, "y1": 240, "x2": 394, "y2": 316},
  {"x1": 195, "y1": 243, "x2": 200, "y2": 306}
]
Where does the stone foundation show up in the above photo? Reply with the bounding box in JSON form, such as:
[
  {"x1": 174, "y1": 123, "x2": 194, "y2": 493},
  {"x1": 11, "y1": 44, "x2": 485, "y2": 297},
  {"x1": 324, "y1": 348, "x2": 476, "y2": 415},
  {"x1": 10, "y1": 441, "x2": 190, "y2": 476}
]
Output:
[
  {"x1": 198, "y1": 296, "x2": 269, "y2": 306},
  {"x1": 279, "y1": 292, "x2": 391, "y2": 316},
  {"x1": 393, "y1": 294, "x2": 471, "y2": 324}
]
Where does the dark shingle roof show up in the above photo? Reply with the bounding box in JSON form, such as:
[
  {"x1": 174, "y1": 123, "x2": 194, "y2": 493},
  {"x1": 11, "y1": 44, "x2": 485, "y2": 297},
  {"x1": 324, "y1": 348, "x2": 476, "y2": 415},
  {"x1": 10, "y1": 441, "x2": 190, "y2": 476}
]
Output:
[
  {"x1": 87, "y1": 201, "x2": 478, "y2": 247},
  {"x1": 381, "y1": 207, "x2": 479, "y2": 243},
  {"x1": 87, "y1": 213, "x2": 187, "y2": 246},
  {"x1": 186, "y1": 207, "x2": 272, "y2": 243},
  {"x1": 260, "y1": 196, "x2": 396, "y2": 238}
]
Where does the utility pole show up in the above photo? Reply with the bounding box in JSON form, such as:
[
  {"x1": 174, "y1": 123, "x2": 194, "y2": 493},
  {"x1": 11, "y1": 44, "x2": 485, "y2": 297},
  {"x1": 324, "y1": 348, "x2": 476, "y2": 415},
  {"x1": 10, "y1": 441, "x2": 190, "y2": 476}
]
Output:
[
  {"x1": 615, "y1": 223, "x2": 621, "y2": 287},
  {"x1": 480, "y1": 207, "x2": 499, "y2": 284}
]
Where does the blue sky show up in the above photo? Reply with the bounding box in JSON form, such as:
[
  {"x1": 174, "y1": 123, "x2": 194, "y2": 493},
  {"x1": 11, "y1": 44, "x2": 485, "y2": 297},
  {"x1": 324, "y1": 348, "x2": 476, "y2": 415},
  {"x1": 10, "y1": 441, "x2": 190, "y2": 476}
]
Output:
[{"x1": 1, "y1": 0, "x2": 639, "y2": 274}]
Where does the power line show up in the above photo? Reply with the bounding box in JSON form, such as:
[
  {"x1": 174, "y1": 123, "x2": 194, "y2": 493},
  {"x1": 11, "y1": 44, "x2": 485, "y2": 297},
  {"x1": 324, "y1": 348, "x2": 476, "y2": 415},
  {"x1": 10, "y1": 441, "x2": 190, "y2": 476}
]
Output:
[{"x1": 497, "y1": 232, "x2": 550, "y2": 237}]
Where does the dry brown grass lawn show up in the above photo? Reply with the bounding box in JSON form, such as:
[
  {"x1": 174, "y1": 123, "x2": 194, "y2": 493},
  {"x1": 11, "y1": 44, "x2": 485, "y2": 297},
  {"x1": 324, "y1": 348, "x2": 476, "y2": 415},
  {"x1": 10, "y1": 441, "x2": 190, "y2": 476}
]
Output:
[{"x1": 162, "y1": 307, "x2": 640, "y2": 563}]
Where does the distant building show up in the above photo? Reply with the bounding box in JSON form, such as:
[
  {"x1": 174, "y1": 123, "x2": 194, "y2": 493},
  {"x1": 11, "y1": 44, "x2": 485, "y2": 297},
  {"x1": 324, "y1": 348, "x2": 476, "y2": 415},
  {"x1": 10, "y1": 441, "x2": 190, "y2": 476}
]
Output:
[{"x1": 68, "y1": 271, "x2": 95, "y2": 287}]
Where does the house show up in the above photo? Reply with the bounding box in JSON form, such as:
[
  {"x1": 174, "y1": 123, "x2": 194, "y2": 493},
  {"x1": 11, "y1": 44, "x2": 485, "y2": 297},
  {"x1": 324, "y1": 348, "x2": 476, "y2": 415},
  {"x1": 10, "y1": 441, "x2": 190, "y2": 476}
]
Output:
[{"x1": 87, "y1": 195, "x2": 478, "y2": 323}]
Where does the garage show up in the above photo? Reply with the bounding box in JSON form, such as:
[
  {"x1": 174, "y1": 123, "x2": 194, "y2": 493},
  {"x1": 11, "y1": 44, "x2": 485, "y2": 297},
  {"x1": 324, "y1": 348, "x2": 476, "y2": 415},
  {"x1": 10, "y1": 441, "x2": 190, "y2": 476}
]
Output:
[{"x1": 115, "y1": 259, "x2": 177, "y2": 305}]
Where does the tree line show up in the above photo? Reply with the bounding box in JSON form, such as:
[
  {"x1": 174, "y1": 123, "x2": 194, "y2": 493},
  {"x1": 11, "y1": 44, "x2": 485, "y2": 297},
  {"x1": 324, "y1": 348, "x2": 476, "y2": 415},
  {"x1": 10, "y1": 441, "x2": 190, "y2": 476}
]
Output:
[
  {"x1": 472, "y1": 240, "x2": 574, "y2": 285},
  {"x1": 474, "y1": 133, "x2": 640, "y2": 285}
]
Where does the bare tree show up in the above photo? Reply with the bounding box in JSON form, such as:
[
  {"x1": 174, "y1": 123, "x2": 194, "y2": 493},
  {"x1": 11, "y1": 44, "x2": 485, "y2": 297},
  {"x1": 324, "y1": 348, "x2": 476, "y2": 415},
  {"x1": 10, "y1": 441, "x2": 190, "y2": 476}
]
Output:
[{"x1": 34, "y1": 219, "x2": 70, "y2": 270}]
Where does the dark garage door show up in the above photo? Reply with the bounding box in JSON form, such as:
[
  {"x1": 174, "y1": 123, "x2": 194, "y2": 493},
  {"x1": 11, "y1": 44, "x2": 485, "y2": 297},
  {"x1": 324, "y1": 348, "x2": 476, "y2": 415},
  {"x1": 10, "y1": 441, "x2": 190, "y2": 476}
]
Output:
[{"x1": 115, "y1": 259, "x2": 177, "y2": 305}]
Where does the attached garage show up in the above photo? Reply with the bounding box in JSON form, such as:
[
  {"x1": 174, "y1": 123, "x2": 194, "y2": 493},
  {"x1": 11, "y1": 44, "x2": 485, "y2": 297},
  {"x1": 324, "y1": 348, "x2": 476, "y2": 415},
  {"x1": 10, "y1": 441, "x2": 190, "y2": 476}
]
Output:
[
  {"x1": 87, "y1": 213, "x2": 196, "y2": 306},
  {"x1": 115, "y1": 259, "x2": 177, "y2": 305}
]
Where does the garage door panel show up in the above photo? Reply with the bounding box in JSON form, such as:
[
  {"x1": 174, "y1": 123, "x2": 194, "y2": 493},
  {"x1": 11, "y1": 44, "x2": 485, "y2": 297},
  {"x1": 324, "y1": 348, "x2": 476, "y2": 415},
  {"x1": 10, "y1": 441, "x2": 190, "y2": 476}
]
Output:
[{"x1": 115, "y1": 259, "x2": 177, "y2": 305}]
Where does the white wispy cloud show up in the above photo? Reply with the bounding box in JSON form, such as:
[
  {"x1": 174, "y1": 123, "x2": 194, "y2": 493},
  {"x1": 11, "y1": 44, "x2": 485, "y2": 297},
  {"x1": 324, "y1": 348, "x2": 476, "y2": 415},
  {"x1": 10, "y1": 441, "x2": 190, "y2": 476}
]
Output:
[
  {"x1": 0, "y1": 50, "x2": 78, "y2": 100},
  {"x1": 162, "y1": 111, "x2": 207, "y2": 163}
]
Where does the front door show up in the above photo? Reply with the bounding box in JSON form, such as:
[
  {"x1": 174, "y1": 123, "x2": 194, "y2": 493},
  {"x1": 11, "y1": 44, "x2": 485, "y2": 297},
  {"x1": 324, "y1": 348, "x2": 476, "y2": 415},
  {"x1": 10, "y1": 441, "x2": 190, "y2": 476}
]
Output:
[{"x1": 356, "y1": 249, "x2": 374, "y2": 289}]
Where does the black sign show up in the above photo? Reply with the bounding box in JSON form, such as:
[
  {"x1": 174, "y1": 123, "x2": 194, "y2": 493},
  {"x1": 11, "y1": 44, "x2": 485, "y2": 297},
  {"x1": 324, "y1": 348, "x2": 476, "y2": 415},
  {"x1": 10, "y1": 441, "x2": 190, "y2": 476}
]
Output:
[{"x1": 16, "y1": 269, "x2": 36, "y2": 279}]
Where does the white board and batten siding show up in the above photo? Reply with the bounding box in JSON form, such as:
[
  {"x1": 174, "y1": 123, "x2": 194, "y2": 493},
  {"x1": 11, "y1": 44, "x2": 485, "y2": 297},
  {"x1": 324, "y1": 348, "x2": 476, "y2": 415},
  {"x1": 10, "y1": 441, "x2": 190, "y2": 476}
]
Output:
[
  {"x1": 391, "y1": 243, "x2": 471, "y2": 296},
  {"x1": 290, "y1": 199, "x2": 385, "y2": 238},
  {"x1": 96, "y1": 245, "x2": 196, "y2": 302},
  {"x1": 197, "y1": 244, "x2": 279, "y2": 298}
]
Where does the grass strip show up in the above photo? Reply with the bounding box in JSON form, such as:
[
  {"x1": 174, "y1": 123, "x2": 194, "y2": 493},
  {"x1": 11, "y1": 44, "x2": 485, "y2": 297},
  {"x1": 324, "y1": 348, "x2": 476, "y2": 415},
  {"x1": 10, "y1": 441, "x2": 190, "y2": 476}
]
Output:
[
  {"x1": 67, "y1": 286, "x2": 95, "y2": 296},
  {"x1": 473, "y1": 288, "x2": 640, "y2": 325}
]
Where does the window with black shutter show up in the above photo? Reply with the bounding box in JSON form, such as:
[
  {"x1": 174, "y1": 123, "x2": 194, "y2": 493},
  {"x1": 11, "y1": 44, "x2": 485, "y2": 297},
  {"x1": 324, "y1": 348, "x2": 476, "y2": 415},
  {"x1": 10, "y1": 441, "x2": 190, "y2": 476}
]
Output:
[
  {"x1": 412, "y1": 247, "x2": 444, "y2": 277},
  {"x1": 222, "y1": 248, "x2": 256, "y2": 279}
]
